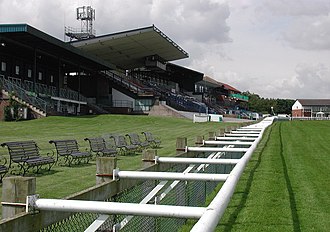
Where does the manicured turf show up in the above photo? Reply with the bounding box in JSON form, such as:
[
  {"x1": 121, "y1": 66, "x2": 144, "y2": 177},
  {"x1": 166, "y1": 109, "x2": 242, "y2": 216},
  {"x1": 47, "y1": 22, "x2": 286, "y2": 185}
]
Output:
[
  {"x1": 3, "y1": 117, "x2": 328, "y2": 231},
  {"x1": 218, "y1": 121, "x2": 330, "y2": 231},
  {"x1": 181, "y1": 121, "x2": 330, "y2": 231},
  {"x1": 0, "y1": 115, "x2": 236, "y2": 218}
]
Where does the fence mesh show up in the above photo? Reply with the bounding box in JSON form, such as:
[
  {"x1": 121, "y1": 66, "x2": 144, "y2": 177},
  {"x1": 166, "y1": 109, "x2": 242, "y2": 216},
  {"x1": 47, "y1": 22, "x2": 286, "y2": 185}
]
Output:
[{"x1": 39, "y1": 153, "x2": 233, "y2": 232}]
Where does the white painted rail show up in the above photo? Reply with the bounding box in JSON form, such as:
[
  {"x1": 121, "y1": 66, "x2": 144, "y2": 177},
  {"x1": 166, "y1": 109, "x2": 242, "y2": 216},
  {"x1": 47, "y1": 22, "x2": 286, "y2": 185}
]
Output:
[
  {"x1": 25, "y1": 117, "x2": 274, "y2": 232},
  {"x1": 155, "y1": 157, "x2": 240, "y2": 165},
  {"x1": 215, "y1": 136, "x2": 256, "y2": 141},
  {"x1": 203, "y1": 140, "x2": 253, "y2": 146},
  {"x1": 185, "y1": 147, "x2": 249, "y2": 153},
  {"x1": 28, "y1": 198, "x2": 205, "y2": 219},
  {"x1": 114, "y1": 170, "x2": 229, "y2": 182},
  {"x1": 191, "y1": 117, "x2": 274, "y2": 231}
]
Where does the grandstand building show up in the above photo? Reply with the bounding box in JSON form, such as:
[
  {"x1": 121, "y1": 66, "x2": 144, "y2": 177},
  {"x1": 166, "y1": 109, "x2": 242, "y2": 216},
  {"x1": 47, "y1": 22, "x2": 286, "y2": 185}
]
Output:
[
  {"x1": 292, "y1": 99, "x2": 330, "y2": 118},
  {"x1": 0, "y1": 23, "x2": 246, "y2": 120},
  {"x1": 194, "y1": 76, "x2": 249, "y2": 115}
]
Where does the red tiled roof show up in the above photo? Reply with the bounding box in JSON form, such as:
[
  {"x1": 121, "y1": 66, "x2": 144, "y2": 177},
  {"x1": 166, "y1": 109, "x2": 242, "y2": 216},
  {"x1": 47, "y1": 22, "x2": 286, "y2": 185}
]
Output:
[{"x1": 203, "y1": 76, "x2": 241, "y2": 93}]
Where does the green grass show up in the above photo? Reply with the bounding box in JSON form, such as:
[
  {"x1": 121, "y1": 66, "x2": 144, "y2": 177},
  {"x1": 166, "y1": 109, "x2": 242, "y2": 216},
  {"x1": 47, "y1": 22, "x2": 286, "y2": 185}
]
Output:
[
  {"x1": 181, "y1": 121, "x2": 330, "y2": 231},
  {"x1": 3, "y1": 117, "x2": 328, "y2": 231},
  {"x1": 218, "y1": 121, "x2": 330, "y2": 231},
  {"x1": 0, "y1": 115, "x2": 237, "y2": 217}
]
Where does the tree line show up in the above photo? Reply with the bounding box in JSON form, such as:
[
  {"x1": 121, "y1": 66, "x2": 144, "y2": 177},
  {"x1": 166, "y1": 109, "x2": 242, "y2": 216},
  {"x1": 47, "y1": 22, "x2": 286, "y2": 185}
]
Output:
[{"x1": 243, "y1": 92, "x2": 295, "y2": 115}]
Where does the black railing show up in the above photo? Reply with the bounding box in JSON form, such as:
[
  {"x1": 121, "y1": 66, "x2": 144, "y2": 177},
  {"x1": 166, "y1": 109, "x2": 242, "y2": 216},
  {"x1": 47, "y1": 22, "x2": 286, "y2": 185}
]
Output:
[
  {"x1": 0, "y1": 75, "x2": 47, "y2": 114},
  {"x1": 103, "y1": 71, "x2": 154, "y2": 96}
]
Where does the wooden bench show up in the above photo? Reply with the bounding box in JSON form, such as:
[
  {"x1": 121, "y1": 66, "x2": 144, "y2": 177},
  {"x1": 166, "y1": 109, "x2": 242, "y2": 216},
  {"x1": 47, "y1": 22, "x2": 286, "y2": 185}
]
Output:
[
  {"x1": 109, "y1": 135, "x2": 139, "y2": 155},
  {"x1": 0, "y1": 156, "x2": 8, "y2": 182},
  {"x1": 126, "y1": 133, "x2": 150, "y2": 151},
  {"x1": 141, "y1": 132, "x2": 161, "y2": 148},
  {"x1": 1, "y1": 141, "x2": 55, "y2": 175},
  {"x1": 84, "y1": 137, "x2": 117, "y2": 157},
  {"x1": 49, "y1": 139, "x2": 92, "y2": 166}
]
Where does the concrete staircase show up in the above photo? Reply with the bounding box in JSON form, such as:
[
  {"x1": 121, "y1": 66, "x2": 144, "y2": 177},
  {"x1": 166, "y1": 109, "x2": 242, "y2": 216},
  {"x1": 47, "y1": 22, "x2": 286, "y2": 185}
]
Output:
[
  {"x1": 148, "y1": 102, "x2": 186, "y2": 118},
  {"x1": 2, "y1": 89, "x2": 46, "y2": 117}
]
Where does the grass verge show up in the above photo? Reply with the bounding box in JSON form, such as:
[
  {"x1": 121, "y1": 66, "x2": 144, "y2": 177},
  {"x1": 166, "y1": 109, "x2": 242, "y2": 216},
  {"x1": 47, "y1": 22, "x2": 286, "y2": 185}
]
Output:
[{"x1": 0, "y1": 115, "x2": 238, "y2": 218}]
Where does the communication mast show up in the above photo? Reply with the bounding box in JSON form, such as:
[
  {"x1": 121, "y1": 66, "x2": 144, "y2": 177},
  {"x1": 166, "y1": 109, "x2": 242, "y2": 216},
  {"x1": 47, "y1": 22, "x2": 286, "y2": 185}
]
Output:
[{"x1": 65, "y1": 6, "x2": 96, "y2": 41}]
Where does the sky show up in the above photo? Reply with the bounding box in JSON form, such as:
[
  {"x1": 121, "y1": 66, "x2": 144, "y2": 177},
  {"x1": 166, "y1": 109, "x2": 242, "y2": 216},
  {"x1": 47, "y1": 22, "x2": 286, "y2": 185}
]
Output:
[{"x1": 0, "y1": 0, "x2": 329, "y2": 99}]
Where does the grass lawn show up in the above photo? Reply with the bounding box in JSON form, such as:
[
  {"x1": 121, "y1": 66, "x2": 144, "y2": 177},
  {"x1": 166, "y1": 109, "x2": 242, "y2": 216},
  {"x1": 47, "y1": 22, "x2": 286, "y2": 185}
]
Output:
[
  {"x1": 0, "y1": 114, "x2": 237, "y2": 218},
  {"x1": 216, "y1": 121, "x2": 330, "y2": 231},
  {"x1": 181, "y1": 121, "x2": 330, "y2": 231}
]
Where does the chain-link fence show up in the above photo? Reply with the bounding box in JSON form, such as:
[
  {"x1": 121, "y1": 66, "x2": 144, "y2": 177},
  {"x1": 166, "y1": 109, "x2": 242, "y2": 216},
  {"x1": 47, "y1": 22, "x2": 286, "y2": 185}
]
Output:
[{"x1": 39, "y1": 153, "x2": 235, "y2": 232}]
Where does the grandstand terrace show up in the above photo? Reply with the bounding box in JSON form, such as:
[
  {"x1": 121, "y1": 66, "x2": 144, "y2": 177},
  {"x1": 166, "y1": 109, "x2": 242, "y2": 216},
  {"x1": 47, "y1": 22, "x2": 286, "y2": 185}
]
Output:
[
  {"x1": 0, "y1": 23, "x2": 245, "y2": 120},
  {"x1": 195, "y1": 75, "x2": 249, "y2": 116}
]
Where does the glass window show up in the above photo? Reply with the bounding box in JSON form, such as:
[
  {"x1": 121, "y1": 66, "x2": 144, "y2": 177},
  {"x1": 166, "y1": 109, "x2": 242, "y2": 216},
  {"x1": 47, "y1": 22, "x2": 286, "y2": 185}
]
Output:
[
  {"x1": 27, "y1": 69, "x2": 32, "y2": 78},
  {"x1": 50, "y1": 75, "x2": 54, "y2": 83},
  {"x1": 15, "y1": 65, "x2": 20, "y2": 75},
  {"x1": 38, "y1": 72, "x2": 42, "y2": 80},
  {"x1": 1, "y1": 62, "x2": 6, "y2": 72}
]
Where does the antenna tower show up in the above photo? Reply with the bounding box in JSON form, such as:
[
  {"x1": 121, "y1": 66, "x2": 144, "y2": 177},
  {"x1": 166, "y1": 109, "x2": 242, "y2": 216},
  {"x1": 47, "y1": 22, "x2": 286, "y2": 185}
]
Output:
[{"x1": 65, "y1": 6, "x2": 96, "y2": 41}]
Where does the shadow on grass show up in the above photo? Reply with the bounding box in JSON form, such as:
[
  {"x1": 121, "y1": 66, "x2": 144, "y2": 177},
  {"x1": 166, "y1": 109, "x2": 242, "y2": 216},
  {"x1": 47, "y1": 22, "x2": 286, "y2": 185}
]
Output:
[
  {"x1": 279, "y1": 123, "x2": 301, "y2": 232},
  {"x1": 9, "y1": 168, "x2": 61, "y2": 178},
  {"x1": 222, "y1": 125, "x2": 274, "y2": 232}
]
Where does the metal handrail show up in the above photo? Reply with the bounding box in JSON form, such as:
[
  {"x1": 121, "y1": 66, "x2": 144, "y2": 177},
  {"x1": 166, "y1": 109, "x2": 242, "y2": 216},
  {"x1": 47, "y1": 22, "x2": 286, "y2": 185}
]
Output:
[
  {"x1": 112, "y1": 100, "x2": 133, "y2": 108},
  {"x1": 59, "y1": 88, "x2": 87, "y2": 102},
  {"x1": 0, "y1": 75, "x2": 47, "y2": 114},
  {"x1": 102, "y1": 70, "x2": 154, "y2": 96}
]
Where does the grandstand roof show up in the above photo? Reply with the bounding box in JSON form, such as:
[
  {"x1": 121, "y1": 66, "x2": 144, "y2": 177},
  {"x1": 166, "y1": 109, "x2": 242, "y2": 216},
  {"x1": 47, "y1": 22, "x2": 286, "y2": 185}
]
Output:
[
  {"x1": 0, "y1": 24, "x2": 114, "y2": 71},
  {"x1": 201, "y1": 76, "x2": 241, "y2": 93},
  {"x1": 297, "y1": 99, "x2": 330, "y2": 106},
  {"x1": 71, "y1": 25, "x2": 189, "y2": 70}
]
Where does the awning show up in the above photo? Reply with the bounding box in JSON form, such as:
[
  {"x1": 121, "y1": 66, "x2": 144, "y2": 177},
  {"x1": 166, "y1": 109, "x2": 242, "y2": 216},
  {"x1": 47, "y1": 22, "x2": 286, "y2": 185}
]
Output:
[{"x1": 71, "y1": 25, "x2": 189, "y2": 70}]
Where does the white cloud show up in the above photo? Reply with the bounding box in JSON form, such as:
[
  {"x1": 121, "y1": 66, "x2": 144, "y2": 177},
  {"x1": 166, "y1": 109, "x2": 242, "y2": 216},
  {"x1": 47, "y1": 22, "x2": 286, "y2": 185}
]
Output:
[
  {"x1": 150, "y1": 0, "x2": 232, "y2": 43},
  {"x1": 282, "y1": 15, "x2": 330, "y2": 50},
  {"x1": 260, "y1": 0, "x2": 330, "y2": 17}
]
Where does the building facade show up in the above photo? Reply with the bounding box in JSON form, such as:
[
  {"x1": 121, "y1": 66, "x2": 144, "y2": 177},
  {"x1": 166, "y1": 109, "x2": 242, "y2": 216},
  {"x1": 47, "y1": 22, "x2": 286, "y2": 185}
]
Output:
[{"x1": 292, "y1": 99, "x2": 330, "y2": 118}]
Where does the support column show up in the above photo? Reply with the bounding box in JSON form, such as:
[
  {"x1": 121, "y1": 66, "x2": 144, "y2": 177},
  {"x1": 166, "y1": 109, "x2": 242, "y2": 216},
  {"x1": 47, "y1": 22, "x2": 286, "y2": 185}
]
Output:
[
  {"x1": 142, "y1": 149, "x2": 157, "y2": 169},
  {"x1": 217, "y1": 128, "x2": 225, "y2": 137},
  {"x1": 2, "y1": 176, "x2": 36, "y2": 219},
  {"x1": 96, "y1": 157, "x2": 117, "y2": 185},
  {"x1": 208, "y1": 132, "x2": 216, "y2": 140},
  {"x1": 176, "y1": 137, "x2": 187, "y2": 155},
  {"x1": 195, "y1": 135, "x2": 204, "y2": 146},
  {"x1": 33, "y1": 49, "x2": 37, "y2": 92}
]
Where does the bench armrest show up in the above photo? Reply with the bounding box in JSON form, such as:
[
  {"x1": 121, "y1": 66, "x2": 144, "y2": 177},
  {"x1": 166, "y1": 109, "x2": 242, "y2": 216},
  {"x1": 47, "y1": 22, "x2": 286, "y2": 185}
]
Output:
[{"x1": 0, "y1": 156, "x2": 7, "y2": 166}]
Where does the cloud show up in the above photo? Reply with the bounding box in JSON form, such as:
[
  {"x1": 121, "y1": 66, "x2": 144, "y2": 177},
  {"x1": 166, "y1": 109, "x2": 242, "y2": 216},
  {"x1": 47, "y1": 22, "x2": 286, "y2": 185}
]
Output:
[
  {"x1": 271, "y1": 63, "x2": 330, "y2": 99},
  {"x1": 255, "y1": 0, "x2": 330, "y2": 50},
  {"x1": 281, "y1": 15, "x2": 330, "y2": 50},
  {"x1": 259, "y1": 0, "x2": 330, "y2": 17},
  {"x1": 150, "y1": 0, "x2": 232, "y2": 44}
]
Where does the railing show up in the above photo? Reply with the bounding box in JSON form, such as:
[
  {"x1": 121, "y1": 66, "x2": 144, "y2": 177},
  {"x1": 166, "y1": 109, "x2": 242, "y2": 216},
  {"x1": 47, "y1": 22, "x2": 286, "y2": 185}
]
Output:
[
  {"x1": 0, "y1": 75, "x2": 47, "y2": 114},
  {"x1": 291, "y1": 116, "x2": 330, "y2": 121},
  {"x1": 112, "y1": 100, "x2": 133, "y2": 108},
  {"x1": 8, "y1": 119, "x2": 273, "y2": 232},
  {"x1": 103, "y1": 71, "x2": 154, "y2": 97},
  {"x1": 5, "y1": 77, "x2": 85, "y2": 102},
  {"x1": 23, "y1": 80, "x2": 57, "y2": 97},
  {"x1": 229, "y1": 93, "x2": 249, "y2": 101},
  {"x1": 167, "y1": 93, "x2": 208, "y2": 113}
]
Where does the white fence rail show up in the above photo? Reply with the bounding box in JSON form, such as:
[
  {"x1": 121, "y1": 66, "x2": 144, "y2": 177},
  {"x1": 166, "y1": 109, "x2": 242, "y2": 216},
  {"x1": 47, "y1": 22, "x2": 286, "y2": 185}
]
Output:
[{"x1": 25, "y1": 117, "x2": 274, "y2": 231}]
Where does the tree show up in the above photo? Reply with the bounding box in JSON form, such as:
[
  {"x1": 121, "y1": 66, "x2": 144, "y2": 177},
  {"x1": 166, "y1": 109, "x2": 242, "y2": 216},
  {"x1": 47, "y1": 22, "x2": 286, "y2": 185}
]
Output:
[{"x1": 242, "y1": 91, "x2": 294, "y2": 115}]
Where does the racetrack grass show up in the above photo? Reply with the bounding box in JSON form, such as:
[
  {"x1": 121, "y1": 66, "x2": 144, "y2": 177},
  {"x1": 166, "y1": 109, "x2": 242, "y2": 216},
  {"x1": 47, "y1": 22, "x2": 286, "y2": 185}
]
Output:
[
  {"x1": 182, "y1": 120, "x2": 330, "y2": 231},
  {"x1": 0, "y1": 114, "x2": 238, "y2": 218}
]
